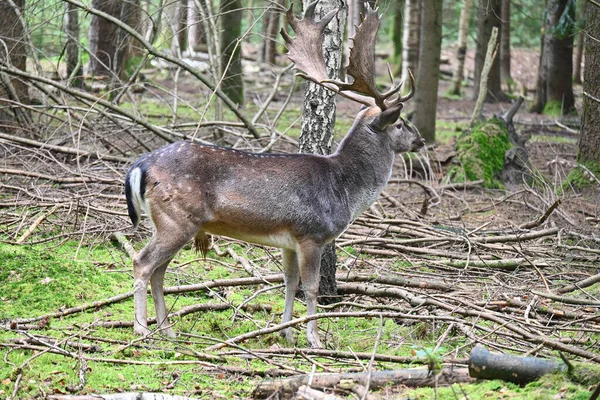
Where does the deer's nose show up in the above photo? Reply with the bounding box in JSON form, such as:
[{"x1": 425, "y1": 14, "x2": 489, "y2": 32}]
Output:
[{"x1": 412, "y1": 137, "x2": 426, "y2": 151}]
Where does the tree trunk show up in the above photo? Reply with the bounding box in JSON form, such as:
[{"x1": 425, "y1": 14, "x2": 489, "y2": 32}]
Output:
[
  {"x1": 448, "y1": 0, "x2": 474, "y2": 96},
  {"x1": 220, "y1": 0, "x2": 244, "y2": 106},
  {"x1": 401, "y1": 0, "x2": 421, "y2": 85},
  {"x1": 298, "y1": 0, "x2": 347, "y2": 303},
  {"x1": 532, "y1": 0, "x2": 576, "y2": 115},
  {"x1": 500, "y1": 0, "x2": 512, "y2": 89},
  {"x1": 88, "y1": 0, "x2": 136, "y2": 80},
  {"x1": 188, "y1": 0, "x2": 207, "y2": 52},
  {"x1": 261, "y1": 0, "x2": 284, "y2": 65},
  {"x1": 64, "y1": 1, "x2": 82, "y2": 88},
  {"x1": 578, "y1": 3, "x2": 600, "y2": 164},
  {"x1": 473, "y1": 0, "x2": 506, "y2": 102},
  {"x1": 392, "y1": 0, "x2": 405, "y2": 73},
  {"x1": 0, "y1": 0, "x2": 29, "y2": 128},
  {"x1": 113, "y1": 0, "x2": 139, "y2": 82},
  {"x1": 573, "y1": 0, "x2": 586, "y2": 84},
  {"x1": 171, "y1": 0, "x2": 188, "y2": 56},
  {"x1": 412, "y1": 0, "x2": 443, "y2": 144}
]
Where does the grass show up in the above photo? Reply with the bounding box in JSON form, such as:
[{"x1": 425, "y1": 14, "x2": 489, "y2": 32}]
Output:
[
  {"x1": 0, "y1": 238, "x2": 594, "y2": 398},
  {"x1": 530, "y1": 134, "x2": 578, "y2": 144}
]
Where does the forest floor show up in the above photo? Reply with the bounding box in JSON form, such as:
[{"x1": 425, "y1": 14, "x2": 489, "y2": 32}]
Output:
[{"x1": 0, "y1": 48, "x2": 598, "y2": 399}]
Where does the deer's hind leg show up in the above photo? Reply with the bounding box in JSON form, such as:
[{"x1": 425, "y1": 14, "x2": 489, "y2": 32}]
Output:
[
  {"x1": 133, "y1": 219, "x2": 198, "y2": 337},
  {"x1": 281, "y1": 248, "x2": 300, "y2": 344},
  {"x1": 297, "y1": 241, "x2": 324, "y2": 348}
]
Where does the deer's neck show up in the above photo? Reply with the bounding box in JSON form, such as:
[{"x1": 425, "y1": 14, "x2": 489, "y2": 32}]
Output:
[{"x1": 332, "y1": 125, "x2": 395, "y2": 219}]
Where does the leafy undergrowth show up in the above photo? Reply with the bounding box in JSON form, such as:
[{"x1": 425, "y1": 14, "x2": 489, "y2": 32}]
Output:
[{"x1": 0, "y1": 240, "x2": 595, "y2": 399}]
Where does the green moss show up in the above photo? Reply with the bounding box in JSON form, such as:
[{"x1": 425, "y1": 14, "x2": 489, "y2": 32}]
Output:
[
  {"x1": 446, "y1": 117, "x2": 512, "y2": 189},
  {"x1": 543, "y1": 100, "x2": 578, "y2": 117},
  {"x1": 561, "y1": 161, "x2": 600, "y2": 191},
  {"x1": 568, "y1": 361, "x2": 600, "y2": 385},
  {"x1": 543, "y1": 100, "x2": 564, "y2": 117}
]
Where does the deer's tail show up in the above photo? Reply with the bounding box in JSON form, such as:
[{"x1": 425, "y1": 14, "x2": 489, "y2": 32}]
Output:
[{"x1": 125, "y1": 163, "x2": 148, "y2": 229}]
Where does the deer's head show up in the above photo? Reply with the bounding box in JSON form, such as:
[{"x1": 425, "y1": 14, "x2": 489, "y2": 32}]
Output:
[{"x1": 281, "y1": 1, "x2": 424, "y2": 153}]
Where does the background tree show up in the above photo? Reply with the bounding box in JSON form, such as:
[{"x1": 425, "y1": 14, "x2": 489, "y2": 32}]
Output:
[
  {"x1": 260, "y1": 0, "x2": 285, "y2": 64},
  {"x1": 0, "y1": 0, "x2": 29, "y2": 127},
  {"x1": 412, "y1": 0, "x2": 443, "y2": 143},
  {"x1": 187, "y1": 0, "x2": 208, "y2": 52},
  {"x1": 473, "y1": 0, "x2": 506, "y2": 102},
  {"x1": 88, "y1": 0, "x2": 138, "y2": 81},
  {"x1": 533, "y1": 0, "x2": 576, "y2": 115},
  {"x1": 578, "y1": 3, "x2": 600, "y2": 165},
  {"x1": 298, "y1": 0, "x2": 347, "y2": 302},
  {"x1": 448, "y1": 0, "x2": 474, "y2": 96},
  {"x1": 401, "y1": 0, "x2": 420, "y2": 86},
  {"x1": 64, "y1": 1, "x2": 82, "y2": 87},
  {"x1": 500, "y1": 0, "x2": 512, "y2": 89},
  {"x1": 573, "y1": 0, "x2": 586, "y2": 84},
  {"x1": 392, "y1": 0, "x2": 405, "y2": 73},
  {"x1": 170, "y1": 0, "x2": 189, "y2": 56},
  {"x1": 220, "y1": 0, "x2": 244, "y2": 106}
]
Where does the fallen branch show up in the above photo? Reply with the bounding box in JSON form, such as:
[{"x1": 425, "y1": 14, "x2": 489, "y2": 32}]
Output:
[
  {"x1": 206, "y1": 311, "x2": 460, "y2": 351},
  {"x1": 471, "y1": 26, "x2": 499, "y2": 124},
  {"x1": 223, "y1": 347, "x2": 468, "y2": 366},
  {"x1": 93, "y1": 302, "x2": 271, "y2": 329},
  {"x1": 0, "y1": 168, "x2": 118, "y2": 184},
  {"x1": 446, "y1": 258, "x2": 553, "y2": 270},
  {"x1": 253, "y1": 367, "x2": 474, "y2": 398},
  {"x1": 0, "y1": 131, "x2": 128, "y2": 163},
  {"x1": 10, "y1": 274, "x2": 284, "y2": 324},
  {"x1": 556, "y1": 272, "x2": 600, "y2": 294},
  {"x1": 530, "y1": 290, "x2": 600, "y2": 307},
  {"x1": 16, "y1": 205, "x2": 58, "y2": 243},
  {"x1": 110, "y1": 232, "x2": 136, "y2": 259},
  {"x1": 519, "y1": 199, "x2": 562, "y2": 229}
]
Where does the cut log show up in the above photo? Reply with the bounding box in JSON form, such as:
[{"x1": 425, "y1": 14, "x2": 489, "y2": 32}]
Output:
[{"x1": 469, "y1": 345, "x2": 565, "y2": 384}]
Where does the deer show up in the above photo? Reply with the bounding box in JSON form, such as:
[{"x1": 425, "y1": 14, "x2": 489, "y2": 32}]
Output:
[{"x1": 124, "y1": 1, "x2": 424, "y2": 348}]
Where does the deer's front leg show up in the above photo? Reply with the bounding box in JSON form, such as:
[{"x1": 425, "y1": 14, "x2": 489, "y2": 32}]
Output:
[
  {"x1": 298, "y1": 242, "x2": 324, "y2": 348},
  {"x1": 281, "y1": 249, "x2": 300, "y2": 344}
]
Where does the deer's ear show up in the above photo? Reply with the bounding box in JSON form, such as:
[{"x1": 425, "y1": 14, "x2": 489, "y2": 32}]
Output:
[{"x1": 370, "y1": 106, "x2": 402, "y2": 131}]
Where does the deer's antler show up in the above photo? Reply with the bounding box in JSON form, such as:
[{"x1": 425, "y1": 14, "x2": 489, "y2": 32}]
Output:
[{"x1": 281, "y1": 1, "x2": 415, "y2": 110}]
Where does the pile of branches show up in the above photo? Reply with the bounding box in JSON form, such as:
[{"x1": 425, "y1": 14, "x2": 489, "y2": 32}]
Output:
[{"x1": 1, "y1": 123, "x2": 599, "y2": 398}]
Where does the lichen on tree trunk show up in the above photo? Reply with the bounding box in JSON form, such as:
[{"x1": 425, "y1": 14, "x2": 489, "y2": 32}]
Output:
[{"x1": 298, "y1": 0, "x2": 347, "y2": 303}]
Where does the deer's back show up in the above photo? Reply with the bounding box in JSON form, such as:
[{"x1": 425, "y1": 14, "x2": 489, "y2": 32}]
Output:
[{"x1": 134, "y1": 141, "x2": 353, "y2": 248}]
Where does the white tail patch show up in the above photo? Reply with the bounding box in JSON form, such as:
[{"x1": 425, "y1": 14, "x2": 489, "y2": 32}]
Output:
[{"x1": 128, "y1": 167, "x2": 150, "y2": 221}]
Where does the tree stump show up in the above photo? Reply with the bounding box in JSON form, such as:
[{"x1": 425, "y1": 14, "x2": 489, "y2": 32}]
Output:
[{"x1": 446, "y1": 97, "x2": 532, "y2": 188}]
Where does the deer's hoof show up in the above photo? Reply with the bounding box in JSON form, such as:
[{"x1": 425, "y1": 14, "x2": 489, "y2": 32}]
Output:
[
  {"x1": 280, "y1": 328, "x2": 296, "y2": 346},
  {"x1": 307, "y1": 334, "x2": 323, "y2": 349},
  {"x1": 134, "y1": 325, "x2": 151, "y2": 337}
]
